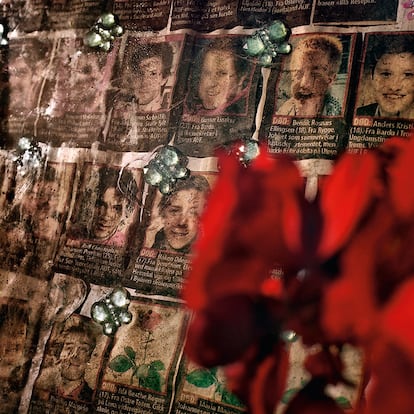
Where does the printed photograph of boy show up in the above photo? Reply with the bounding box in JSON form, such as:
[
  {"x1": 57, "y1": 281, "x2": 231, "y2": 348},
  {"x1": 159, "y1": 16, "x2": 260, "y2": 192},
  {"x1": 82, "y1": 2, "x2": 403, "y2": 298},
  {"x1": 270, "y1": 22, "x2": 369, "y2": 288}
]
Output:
[
  {"x1": 185, "y1": 36, "x2": 253, "y2": 116},
  {"x1": 276, "y1": 33, "x2": 348, "y2": 117},
  {"x1": 356, "y1": 33, "x2": 414, "y2": 119}
]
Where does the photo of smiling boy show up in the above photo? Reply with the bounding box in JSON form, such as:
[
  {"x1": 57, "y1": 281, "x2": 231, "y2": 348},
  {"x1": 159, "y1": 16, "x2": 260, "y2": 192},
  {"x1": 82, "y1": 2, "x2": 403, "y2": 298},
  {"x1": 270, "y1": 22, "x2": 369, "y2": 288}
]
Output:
[
  {"x1": 356, "y1": 33, "x2": 414, "y2": 119},
  {"x1": 276, "y1": 34, "x2": 343, "y2": 117},
  {"x1": 146, "y1": 175, "x2": 211, "y2": 254}
]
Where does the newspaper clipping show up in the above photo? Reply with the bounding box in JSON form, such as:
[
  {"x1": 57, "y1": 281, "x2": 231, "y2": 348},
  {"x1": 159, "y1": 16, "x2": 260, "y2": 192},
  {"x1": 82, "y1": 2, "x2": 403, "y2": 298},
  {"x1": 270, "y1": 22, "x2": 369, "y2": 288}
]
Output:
[
  {"x1": 174, "y1": 34, "x2": 260, "y2": 158},
  {"x1": 171, "y1": 0, "x2": 238, "y2": 32},
  {"x1": 102, "y1": 34, "x2": 187, "y2": 153},
  {"x1": 127, "y1": 172, "x2": 215, "y2": 298},
  {"x1": 36, "y1": 35, "x2": 117, "y2": 147},
  {"x1": 56, "y1": 162, "x2": 143, "y2": 285},
  {"x1": 5, "y1": 36, "x2": 54, "y2": 145},
  {"x1": 112, "y1": 0, "x2": 172, "y2": 31},
  {"x1": 0, "y1": 160, "x2": 76, "y2": 279},
  {"x1": 0, "y1": 270, "x2": 48, "y2": 413},
  {"x1": 237, "y1": 0, "x2": 312, "y2": 28},
  {"x1": 45, "y1": 0, "x2": 106, "y2": 30},
  {"x1": 262, "y1": 31, "x2": 358, "y2": 159},
  {"x1": 313, "y1": 0, "x2": 398, "y2": 25},
  {"x1": 348, "y1": 32, "x2": 414, "y2": 153}
]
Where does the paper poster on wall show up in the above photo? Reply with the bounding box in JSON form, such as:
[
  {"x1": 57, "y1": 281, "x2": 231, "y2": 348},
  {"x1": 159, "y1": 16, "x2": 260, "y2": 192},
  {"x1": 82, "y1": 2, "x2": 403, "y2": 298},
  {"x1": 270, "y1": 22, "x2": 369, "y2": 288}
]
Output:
[
  {"x1": 0, "y1": 161, "x2": 76, "y2": 279},
  {"x1": 0, "y1": 0, "x2": 46, "y2": 32},
  {"x1": 348, "y1": 32, "x2": 414, "y2": 153},
  {"x1": 5, "y1": 37, "x2": 54, "y2": 145},
  {"x1": 126, "y1": 172, "x2": 215, "y2": 297},
  {"x1": 97, "y1": 297, "x2": 187, "y2": 413},
  {"x1": 102, "y1": 34, "x2": 187, "y2": 153},
  {"x1": 261, "y1": 31, "x2": 359, "y2": 160},
  {"x1": 56, "y1": 162, "x2": 143, "y2": 285},
  {"x1": 174, "y1": 34, "x2": 261, "y2": 158},
  {"x1": 29, "y1": 313, "x2": 108, "y2": 413},
  {"x1": 45, "y1": 0, "x2": 106, "y2": 30},
  {"x1": 0, "y1": 270, "x2": 48, "y2": 413},
  {"x1": 35, "y1": 34, "x2": 117, "y2": 147},
  {"x1": 174, "y1": 359, "x2": 246, "y2": 414}
]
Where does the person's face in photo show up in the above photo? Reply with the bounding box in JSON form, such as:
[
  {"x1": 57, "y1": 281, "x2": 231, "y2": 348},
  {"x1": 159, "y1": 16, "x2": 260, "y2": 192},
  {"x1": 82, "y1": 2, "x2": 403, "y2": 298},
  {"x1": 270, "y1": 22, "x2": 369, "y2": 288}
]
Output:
[
  {"x1": 36, "y1": 180, "x2": 60, "y2": 213},
  {"x1": 34, "y1": 210, "x2": 60, "y2": 240},
  {"x1": 290, "y1": 49, "x2": 336, "y2": 104},
  {"x1": 372, "y1": 52, "x2": 414, "y2": 117},
  {"x1": 70, "y1": 53, "x2": 103, "y2": 109},
  {"x1": 59, "y1": 332, "x2": 93, "y2": 381},
  {"x1": 9, "y1": 56, "x2": 33, "y2": 110},
  {"x1": 162, "y1": 189, "x2": 206, "y2": 250},
  {"x1": 22, "y1": 182, "x2": 42, "y2": 217},
  {"x1": 92, "y1": 187, "x2": 124, "y2": 240},
  {"x1": 134, "y1": 56, "x2": 165, "y2": 107},
  {"x1": 0, "y1": 319, "x2": 26, "y2": 367},
  {"x1": 198, "y1": 49, "x2": 242, "y2": 111}
]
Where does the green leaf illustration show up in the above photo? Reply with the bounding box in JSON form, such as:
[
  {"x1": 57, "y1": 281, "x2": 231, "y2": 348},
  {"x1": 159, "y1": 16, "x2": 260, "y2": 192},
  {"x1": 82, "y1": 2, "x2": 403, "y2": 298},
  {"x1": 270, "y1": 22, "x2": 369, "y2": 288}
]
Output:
[
  {"x1": 221, "y1": 389, "x2": 243, "y2": 407},
  {"x1": 150, "y1": 360, "x2": 165, "y2": 371},
  {"x1": 281, "y1": 387, "x2": 300, "y2": 404},
  {"x1": 140, "y1": 364, "x2": 163, "y2": 392},
  {"x1": 109, "y1": 355, "x2": 134, "y2": 373},
  {"x1": 335, "y1": 396, "x2": 352, "y2": 409},
  {"x1": 124, "y1": 346, "x2": 136, "y2": 361},
  {"x1": 135, "y1": 364, "x2": 150, "y2": 379},
  {"x1": 186, "y1": 368, "x2": 216, "y2": 388}
]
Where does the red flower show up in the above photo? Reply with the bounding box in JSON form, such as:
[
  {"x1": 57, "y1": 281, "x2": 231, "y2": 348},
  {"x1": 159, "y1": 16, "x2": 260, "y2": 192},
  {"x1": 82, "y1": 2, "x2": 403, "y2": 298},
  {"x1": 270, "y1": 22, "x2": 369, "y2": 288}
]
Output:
[
  {"x1": 185, "y1": 295, "x2": 261, "y2": 367},
  {"x1": 225, "y1": 341, "x2": 289, "y2": 414},
  {"x1": 323, "y1": 136, "x2": 414, "y2": 342},
  {"x1": 183, "y1": 134, "x2": 414, "y2": 414},
  {"x1": 136, "y1": 309, "x2": 162, "y2": 333},
  {"x1": 182, "y1": 148, "x2": 306, "y2": 311}
]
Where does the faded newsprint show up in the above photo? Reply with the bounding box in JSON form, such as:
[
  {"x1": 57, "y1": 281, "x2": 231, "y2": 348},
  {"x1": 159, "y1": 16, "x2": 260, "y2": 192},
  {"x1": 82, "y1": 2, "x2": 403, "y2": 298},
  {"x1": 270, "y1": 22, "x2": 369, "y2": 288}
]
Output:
[
  {"x1": 112, "y1": 0, "x2": 172, "y2": 31},
  {"x1": 313, "y1": 0, "x2": 398, "y2": 25},
  {"x1": 45, "y1": 0, "x2": 106, "y2": 30},
  {"x1": 0, "y1": 155, "x2": 77, "y2": 280},
  {"x1": 348, "y1": 31, "x2": 414, "y2": 153},
  {"x1": 173, "y1": 34, "x2": 261, "y2": 158},
  {"x1": 171, "y1": 0, "x2": 238, "y2": 32},
  {"x1": 102, "y1": 34, "x2": 188, "y2": 153},
  {"x1": 4, "y1": 36, "x2": 54, "y2": 146},
  {"x1": 55, "y1": 151, "x2": 144, "y2": 285},
  {"x1": 34, "y1": 33, "x2": 117, "y2": 147},
  {"x1": 0, "y1": 269, "x2": 49, "y2": 413},
  {"x1": 238, "y1": 0, "x2": 313, "y2": 28},
  {"x1": 126, "y1": 170, "x2": 216, "y2": 298},
  {"x1": 261, "y1": 30, "x2": 359, "y2": 159}
]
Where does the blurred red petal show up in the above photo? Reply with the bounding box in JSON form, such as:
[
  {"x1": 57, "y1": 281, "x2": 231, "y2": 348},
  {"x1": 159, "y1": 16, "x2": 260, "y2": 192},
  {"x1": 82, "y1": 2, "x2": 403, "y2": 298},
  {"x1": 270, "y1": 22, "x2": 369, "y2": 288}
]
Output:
[
  {"x1": 225, "y1": 343, "x2": 289, "y2": 414},
  {"x1": 364, "y1": 342, "x2": 414, "y2": 414},
  {"x1": 304, "y1": 347, "x2": 344, "y2": 385},
  {"x1": 183, "y1": 154, "x2": 240, "y2": 310},
  {"x1": 318, "y1": 151, "x2": 380, "y2": 258},
  {"x1": 380, "y1": 277, "x2": 414, "y2": 362},
  {"x1": 250, "y1": 345, "x2": 289, "y2": 414},
  {"x1": 322, "y1": 227, "x2": 380, "y2": 341},
  {"x1": 200, "y1": 256, "x2": 272, "y2": 306},
  {"x1": 385, "y1": 135, "x2": 414, "y2": 220},
  {"x1": 261, "y1": 278, "x2": 283, "y2": 298},
  {"x1": 323, "y1": 194, "x2": 399, "y2": 342},
  {"x1": 185, "y1": 295, "x2": 258, "y2": 367},
  {"x1": 183, "y1": 150, "x2": 306, "y2": 310}
]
